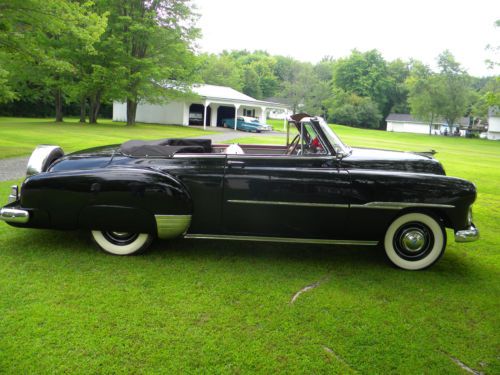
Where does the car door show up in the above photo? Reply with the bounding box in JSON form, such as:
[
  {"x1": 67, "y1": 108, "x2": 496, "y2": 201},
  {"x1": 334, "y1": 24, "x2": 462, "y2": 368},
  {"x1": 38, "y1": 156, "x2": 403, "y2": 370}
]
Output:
[{"x1": 222, "y1": 154, "x2": 350, "y2": 239}]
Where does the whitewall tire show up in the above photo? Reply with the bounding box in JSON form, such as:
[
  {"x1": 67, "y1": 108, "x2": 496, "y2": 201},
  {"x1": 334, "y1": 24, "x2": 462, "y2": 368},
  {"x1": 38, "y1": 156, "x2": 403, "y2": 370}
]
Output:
[
  {"x1": 384, "y1": 212, "x2": 446, "y2": 270},
  {"x1": 91, "y1": 231, "x2": 153, "y2": 255}
]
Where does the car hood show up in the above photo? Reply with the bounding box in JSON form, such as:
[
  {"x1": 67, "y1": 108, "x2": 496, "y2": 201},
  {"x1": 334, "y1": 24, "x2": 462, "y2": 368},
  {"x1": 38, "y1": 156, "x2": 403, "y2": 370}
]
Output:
[{"x1": 341, "y1": 147, "x2": 446, "y2": 175}]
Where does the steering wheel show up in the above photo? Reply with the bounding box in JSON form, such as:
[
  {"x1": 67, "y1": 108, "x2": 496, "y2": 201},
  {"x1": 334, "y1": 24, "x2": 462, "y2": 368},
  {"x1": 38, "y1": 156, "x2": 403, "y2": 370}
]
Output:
[{"x1": 286, "y1": 134, "x2": 300, "y2": 155}]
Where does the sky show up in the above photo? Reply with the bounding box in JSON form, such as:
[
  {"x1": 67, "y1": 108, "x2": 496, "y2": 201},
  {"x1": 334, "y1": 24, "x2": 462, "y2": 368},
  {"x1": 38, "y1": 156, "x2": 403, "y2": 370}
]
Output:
[{"x1": 194, "y1": 0, "x2": 500, "y2": 77}]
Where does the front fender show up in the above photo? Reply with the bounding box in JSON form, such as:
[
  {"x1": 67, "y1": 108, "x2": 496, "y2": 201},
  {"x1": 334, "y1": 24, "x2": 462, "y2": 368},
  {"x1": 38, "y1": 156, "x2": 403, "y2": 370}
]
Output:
[{"x1": 348, "y1": 170, "x2": 477, "y2": 239}]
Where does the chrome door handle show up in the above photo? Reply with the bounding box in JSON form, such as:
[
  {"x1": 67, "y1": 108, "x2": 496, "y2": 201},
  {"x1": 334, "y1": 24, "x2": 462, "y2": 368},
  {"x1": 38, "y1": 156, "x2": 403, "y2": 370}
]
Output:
[{"x1": 227, "y1": 160, "x2": 245, "y2": 167}]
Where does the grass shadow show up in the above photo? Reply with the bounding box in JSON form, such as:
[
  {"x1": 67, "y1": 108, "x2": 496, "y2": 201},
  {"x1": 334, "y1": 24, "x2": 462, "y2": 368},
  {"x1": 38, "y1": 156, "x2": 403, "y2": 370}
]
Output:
[{"x1": 1, "y1": 229, "x2": 478, "y2": 284}]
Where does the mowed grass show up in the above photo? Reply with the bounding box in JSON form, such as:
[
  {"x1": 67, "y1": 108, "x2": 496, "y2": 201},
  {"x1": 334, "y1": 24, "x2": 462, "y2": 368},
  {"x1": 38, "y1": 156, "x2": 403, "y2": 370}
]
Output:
[
  {"x1": 0, "y1": 117, "x2": 214, "y2": 159},
  {"x1": 1, "y1": 119, "x2": 499, "y2": 373},
  {"x1": 267, "y1": 118, "x2": 287, "y2": 131}
]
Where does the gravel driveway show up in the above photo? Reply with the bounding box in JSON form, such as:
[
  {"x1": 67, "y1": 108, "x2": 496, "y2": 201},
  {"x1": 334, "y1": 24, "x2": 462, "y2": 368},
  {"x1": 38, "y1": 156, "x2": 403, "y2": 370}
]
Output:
[{"x1": 0, "y1": 157, "x2": 29, "y2": 182}]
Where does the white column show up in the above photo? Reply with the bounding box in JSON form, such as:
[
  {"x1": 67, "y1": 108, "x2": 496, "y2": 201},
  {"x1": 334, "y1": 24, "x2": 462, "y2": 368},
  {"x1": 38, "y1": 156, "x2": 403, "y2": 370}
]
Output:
[
  {"x1": 182, "y1": 102, "x2": 190, "y2": 126},
  {"x1": 210, "y1": 104, "x2": 219, "y2": 127},
  {"x1": 203, "y1": 100, "x2": 210, "y2": 130},
  {"x1": 259, "y1": 106, "x2": 267, "y2": 124},
  {"x1": 234, "y1": 104, "x2": 240, "y2": 131}
]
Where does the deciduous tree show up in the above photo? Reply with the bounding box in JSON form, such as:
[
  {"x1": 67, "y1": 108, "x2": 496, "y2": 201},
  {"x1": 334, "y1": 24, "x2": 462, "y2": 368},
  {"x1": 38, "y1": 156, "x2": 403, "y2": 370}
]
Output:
[
  {"x1": 332, "y1": 50, "x2": 391, "y2": 127},
  {"x1": 326, "y1": 89, "x2": 381, "y2": 128},
  {"x1": 406, "y1": 62, "x2": 443, "y2": 134},
  {"x1": 435, "y1": 50, "x2": 472, "y2": 131},
  {"x1": 105, "y1": 0, "x2": 199, "y2": 125},
  {"x1": 0, "y1": 0, "x2": 106, "y2": 119},
  {"x1": 199, "y1": 53, "x2": 242, "y2": 91}
]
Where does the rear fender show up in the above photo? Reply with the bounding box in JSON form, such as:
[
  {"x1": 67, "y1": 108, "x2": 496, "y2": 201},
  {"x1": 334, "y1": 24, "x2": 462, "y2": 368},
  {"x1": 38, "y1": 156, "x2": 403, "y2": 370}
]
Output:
[{"x1": 20, "y1": 167, "x2": 192, "y2": 237}]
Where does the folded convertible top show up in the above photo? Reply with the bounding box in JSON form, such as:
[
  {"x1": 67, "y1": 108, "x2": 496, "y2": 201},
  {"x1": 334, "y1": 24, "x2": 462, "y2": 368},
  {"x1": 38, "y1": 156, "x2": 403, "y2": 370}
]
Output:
[{"x1": 120, "y1": 138, "x2": 212, "y2": 158}]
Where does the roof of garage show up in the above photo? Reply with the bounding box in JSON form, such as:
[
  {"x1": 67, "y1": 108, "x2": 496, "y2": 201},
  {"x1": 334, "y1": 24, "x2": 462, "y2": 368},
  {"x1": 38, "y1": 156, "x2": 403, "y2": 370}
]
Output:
[
  {"x1": 192, "y1": 84, "x2": 256, "y2": 102},
  {"x1": 191, "y1": 84, "x2": 289, "y2": 109}
]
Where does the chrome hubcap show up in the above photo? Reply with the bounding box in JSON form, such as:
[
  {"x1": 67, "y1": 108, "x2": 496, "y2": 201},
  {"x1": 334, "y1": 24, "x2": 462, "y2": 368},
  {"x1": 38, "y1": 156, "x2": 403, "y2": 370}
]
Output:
[
  {"x1": 110, "y1": 231, "x2": 131, "y2": 238},
  {"x1": 401, "y1": 229, "x2": 425, "y2": 252},
  {"x1": 393, "y1": 222, "x2": 434, "y2": 261},
  {"x1": 103, "y1": 231, "x2": 139, "y2": 246}
]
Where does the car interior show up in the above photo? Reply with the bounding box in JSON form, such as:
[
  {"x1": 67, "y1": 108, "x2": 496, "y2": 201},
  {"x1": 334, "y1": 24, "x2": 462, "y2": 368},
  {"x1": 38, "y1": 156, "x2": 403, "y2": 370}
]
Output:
[{"x1": 119, "y1": 118, "x2": 328, "y2": 158}]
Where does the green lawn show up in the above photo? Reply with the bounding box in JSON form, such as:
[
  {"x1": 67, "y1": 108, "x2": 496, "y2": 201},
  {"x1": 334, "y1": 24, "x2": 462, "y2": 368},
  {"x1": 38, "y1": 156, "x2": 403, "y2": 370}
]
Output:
[
  {"x1": 0, "y1": 119, "x2": 499, "y2": 373},
  {"x1": 0, "y1": 117, "x2": 214, "y2": 159},
  {"x1": 267, "y1": 118, "x2": 287, "y2": 131}
]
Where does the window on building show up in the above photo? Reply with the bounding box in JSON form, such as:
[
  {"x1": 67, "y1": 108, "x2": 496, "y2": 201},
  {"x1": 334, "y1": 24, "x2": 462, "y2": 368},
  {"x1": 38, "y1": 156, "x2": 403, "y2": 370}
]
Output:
[{"x1": 243, "y1": 108, "x2": 255, "y2": 117}]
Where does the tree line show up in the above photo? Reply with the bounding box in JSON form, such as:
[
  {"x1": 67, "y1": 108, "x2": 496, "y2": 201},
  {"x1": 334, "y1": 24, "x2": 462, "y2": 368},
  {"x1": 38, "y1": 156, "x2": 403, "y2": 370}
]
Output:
[
  {"x1": 0, "y1": 1, "x2": 498, "y2": 129},
  {"x1": 0, "y1": 0, "x2": 199, "y2": 125},
  {"x1": 199, "y1": 49, "x2": 499, "y2": 130}
]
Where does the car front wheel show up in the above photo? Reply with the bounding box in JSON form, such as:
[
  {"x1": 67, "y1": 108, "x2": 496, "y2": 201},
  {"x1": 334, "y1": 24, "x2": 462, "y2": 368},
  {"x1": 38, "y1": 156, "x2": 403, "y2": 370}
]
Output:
[
  {"x1": 384, "y1": 212, "x2": 446, "y2": 270},
  {"x1": 91, "y1": 231, "x2": 153, "y2": 255}
]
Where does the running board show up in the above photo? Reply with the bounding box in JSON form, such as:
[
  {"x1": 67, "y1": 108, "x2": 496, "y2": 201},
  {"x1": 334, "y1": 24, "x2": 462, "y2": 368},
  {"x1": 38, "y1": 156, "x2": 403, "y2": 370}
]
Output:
[{"x1": 184, "y1": 234, "x2": 378, "y2": 246}]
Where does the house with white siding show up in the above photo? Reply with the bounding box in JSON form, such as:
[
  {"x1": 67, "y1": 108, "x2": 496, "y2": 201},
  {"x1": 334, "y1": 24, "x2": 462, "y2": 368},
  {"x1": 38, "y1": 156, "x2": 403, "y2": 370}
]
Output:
[
  {"x1": 386, "y1": 113, "x2": 469, "y2": 135},
  {"x1": 486, "y1": 107, "x2": 500, "y2": 140},
  {"x1": 113, "y1": 84, "x2": 289, "y2": 130}
]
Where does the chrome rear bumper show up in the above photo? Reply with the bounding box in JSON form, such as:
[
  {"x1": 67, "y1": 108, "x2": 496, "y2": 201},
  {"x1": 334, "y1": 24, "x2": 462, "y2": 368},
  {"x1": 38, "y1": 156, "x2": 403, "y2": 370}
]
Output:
[
  {"x1": 0, "y1": 207, "x2": 29, "y2": 224},
  {"x1": 455, "y1": 224, "x2": 479, "y2": 243}
]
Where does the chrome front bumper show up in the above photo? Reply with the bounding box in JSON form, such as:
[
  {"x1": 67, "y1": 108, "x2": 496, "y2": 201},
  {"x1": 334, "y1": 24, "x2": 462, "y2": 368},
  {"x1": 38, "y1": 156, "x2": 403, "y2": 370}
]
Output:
[
  {"x1": 455, "y1": 224, "x2": 479, "y2": 243},
  {"x1": 0, "y1": 207, "x2": 29, "y2": 224}
]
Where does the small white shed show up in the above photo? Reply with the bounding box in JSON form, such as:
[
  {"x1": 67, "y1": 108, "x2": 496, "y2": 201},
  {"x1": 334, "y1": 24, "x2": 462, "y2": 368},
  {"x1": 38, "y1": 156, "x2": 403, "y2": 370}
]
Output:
[{"x1": 487, "y1": 107, "x2": 500, "y2": 140}]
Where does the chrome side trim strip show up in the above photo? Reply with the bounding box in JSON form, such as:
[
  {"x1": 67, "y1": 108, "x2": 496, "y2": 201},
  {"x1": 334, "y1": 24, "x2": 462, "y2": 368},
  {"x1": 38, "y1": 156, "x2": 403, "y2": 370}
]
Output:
[
  {"x1": 350, "y1": 202, "x2": 455, "y2": 210},
  {"x1": 0, "y1": 207, "x2": 29, "y2": 224},
  {"x1": 227, "y1": 200, "x2": 453, "y2": 210},
  {"x1": 184, "y1": 234, "x2": 378, "y2": 246},
  {"x1": 172, "y1": 154, "x2": 227, "y2": 159},
  {"x1": 155, "y1": 214, "x2": 192, "y2": 239},
  {"x1": 225, "y1": 155, "x2": 333, "y2": 160},
  {"x1": 173, "y1": 154, "x2": 334, "y2": 160},
  {"x1": 227, "y1": 200, "x2": 348, "y2": 208}
]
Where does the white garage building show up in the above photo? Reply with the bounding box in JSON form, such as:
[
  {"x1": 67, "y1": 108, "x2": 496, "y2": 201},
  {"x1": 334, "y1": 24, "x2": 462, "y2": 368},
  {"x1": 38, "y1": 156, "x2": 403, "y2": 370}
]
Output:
[
  {"x1": 386, "y1": 113, "x2": 469, "y2": 135},
  {"x1": 113, "y1": 84, "x2": 289, "y2": 130}
]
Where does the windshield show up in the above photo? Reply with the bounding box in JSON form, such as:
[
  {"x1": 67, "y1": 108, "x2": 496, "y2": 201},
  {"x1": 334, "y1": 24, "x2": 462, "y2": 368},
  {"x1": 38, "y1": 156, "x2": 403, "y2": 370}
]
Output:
[{"x1": 317, "y1": 118, "x2": 351, "y2": 155}]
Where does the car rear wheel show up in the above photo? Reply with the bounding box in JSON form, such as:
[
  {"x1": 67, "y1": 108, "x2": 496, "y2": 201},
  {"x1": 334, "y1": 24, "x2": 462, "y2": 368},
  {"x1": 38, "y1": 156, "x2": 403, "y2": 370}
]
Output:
[
  {"x1": 91, "y1": 230, "x2": 153, "y2": 255},
  {"x1": 384, "y1": 212, "x2": 446, "y2": 270}
]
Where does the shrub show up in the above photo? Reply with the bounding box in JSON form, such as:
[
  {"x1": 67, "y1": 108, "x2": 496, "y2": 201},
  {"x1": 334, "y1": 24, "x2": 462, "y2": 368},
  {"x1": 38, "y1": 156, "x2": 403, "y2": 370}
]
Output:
[{"x1": 326, "y1": 91, "x2": 382, "y2": 128}]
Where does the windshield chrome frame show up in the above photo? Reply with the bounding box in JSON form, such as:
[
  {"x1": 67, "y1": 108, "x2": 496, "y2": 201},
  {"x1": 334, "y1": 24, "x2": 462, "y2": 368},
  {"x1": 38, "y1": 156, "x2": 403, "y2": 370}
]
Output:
[
  {"x1": 286, "y1": 115, "x2": 350, "y2": 157},
  {"x1": 313, "y1": 117, "x2": 351, "y2": 157}
]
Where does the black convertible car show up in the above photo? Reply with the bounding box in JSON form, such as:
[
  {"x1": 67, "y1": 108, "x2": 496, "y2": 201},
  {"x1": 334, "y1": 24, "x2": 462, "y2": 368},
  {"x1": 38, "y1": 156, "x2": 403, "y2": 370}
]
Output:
[{"x1": 0, "y1": 114, "x2": 478, "y2": 270}]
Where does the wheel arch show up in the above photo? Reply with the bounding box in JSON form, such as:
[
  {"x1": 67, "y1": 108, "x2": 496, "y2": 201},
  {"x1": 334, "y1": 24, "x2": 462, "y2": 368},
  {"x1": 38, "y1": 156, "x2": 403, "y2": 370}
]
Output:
[
  {"x1": 378, "y1": 207, "x2": 450, "y2": 244},
  {"x1": 396, "y1": 207, "x2": 452, "y2": 228},
  {"x1": 383, "y1": 211, "x2": 447, "y2": 270}
]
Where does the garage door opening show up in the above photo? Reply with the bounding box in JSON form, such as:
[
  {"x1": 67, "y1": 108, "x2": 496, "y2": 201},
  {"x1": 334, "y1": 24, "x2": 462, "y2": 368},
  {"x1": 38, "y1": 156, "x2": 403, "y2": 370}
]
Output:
[
  {"x1": 217, "y1": 106, "x2": 235, "y2": 127},
  {"x1": 189, "y1": 104, "x2": 211, "y2": 126}
]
